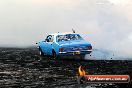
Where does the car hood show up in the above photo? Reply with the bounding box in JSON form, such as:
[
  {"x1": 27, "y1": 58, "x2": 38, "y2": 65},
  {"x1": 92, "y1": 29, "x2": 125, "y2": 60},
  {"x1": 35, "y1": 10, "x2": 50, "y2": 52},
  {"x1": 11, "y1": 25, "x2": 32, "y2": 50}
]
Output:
[{"x1": 58, "y1": 40, "x2": 91, "y2": 47}]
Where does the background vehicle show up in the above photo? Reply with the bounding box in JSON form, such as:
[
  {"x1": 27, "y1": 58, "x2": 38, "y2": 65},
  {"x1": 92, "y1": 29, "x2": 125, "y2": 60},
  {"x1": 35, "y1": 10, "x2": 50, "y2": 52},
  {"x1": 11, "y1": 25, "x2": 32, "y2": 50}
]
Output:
[{"x1": 37, "y1": 32, "x2": 92, "y2": 59}]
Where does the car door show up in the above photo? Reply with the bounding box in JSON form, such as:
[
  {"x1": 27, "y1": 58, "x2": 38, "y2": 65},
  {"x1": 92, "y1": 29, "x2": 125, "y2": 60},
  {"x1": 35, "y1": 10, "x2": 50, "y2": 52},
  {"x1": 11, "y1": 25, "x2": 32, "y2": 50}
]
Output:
[{"x1": 45, "y1": 35, "x2": 53, "y2": 55}]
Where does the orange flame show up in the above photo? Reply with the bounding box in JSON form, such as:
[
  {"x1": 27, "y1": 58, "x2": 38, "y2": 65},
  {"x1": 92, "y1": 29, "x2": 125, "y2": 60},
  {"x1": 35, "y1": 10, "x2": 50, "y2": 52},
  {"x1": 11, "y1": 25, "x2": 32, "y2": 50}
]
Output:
[{"x1": 78, "y1": 66, "x2": 86, "y2": 76}]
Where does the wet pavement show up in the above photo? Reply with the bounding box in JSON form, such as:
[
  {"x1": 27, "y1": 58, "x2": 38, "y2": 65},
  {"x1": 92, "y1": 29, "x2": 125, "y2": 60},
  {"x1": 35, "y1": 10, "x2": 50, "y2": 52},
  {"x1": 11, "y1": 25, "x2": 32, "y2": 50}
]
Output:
[{"x1": 0, "y1": 48, "x2": 131, "y2": 88}]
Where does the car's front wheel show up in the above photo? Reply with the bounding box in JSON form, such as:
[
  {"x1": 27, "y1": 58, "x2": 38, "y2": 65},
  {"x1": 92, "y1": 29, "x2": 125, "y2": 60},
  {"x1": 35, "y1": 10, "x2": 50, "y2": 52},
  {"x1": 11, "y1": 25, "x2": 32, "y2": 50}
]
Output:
[{"x1": 39, "y1": 48, "x2": 44, "y2": 56}]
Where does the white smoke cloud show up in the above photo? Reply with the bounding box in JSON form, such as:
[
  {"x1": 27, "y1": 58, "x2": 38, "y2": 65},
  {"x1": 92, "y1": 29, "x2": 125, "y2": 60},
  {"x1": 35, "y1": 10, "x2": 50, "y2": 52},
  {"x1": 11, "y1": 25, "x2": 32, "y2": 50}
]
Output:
[{"x1": 0, "y1": 0, "x2": 132, "y2": 58}]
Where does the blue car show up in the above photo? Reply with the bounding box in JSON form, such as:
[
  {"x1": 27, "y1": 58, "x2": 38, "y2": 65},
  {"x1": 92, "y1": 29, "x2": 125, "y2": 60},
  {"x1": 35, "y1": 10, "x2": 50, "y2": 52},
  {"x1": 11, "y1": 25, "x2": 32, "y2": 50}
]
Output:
[{"x1": 37, "y1": 32, "x2": 92, "y2": 59}]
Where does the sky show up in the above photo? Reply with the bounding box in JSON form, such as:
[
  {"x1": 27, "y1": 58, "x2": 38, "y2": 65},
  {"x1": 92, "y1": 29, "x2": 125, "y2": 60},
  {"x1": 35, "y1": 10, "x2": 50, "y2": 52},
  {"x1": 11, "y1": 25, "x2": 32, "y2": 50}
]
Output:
[{"x1": 0, "y1": 0, "x2": 132, "y2": 57}]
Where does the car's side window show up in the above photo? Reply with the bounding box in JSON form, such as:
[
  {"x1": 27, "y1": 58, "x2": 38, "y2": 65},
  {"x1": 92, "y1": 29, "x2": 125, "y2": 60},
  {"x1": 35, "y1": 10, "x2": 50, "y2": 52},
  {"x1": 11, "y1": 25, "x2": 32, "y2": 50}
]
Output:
[
  {"x1": 45, "y1": 35, "x2": 50, "y2": 42},
  {"x1": 50, "y1": 35, "x2": 54, "y2": 42},
  {"x1": 46, "y1": 35, "x2": 54, "y2": 42}
]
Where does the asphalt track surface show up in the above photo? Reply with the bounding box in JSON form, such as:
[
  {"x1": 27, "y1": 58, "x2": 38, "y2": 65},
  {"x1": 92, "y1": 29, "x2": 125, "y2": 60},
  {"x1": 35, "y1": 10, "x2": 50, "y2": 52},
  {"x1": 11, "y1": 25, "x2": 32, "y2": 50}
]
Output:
[{"x1": 0, "y1": 48, "x2": 131, "y2": 88}]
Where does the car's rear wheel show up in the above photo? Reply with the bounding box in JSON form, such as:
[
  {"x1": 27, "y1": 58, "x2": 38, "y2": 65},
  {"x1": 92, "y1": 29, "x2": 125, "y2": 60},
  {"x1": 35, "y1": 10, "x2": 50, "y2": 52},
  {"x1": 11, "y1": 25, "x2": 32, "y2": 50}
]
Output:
[{"x1": 52, "y1": 50, "x2": 57, "y2": 59}]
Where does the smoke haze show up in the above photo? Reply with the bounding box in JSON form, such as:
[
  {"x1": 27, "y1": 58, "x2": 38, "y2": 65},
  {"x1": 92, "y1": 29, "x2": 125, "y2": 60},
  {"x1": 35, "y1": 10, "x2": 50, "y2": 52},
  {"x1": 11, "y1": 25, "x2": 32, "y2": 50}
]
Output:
[{"x1": 0, "y1": 0, "x2": 132, "y2": 58}]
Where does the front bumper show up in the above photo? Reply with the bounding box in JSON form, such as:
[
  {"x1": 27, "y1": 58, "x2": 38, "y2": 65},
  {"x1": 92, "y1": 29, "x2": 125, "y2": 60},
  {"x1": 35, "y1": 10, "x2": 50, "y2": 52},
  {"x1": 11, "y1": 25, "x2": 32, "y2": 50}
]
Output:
[{"x1": 59, "y1": 50, "x2": 92, "y2": 56}]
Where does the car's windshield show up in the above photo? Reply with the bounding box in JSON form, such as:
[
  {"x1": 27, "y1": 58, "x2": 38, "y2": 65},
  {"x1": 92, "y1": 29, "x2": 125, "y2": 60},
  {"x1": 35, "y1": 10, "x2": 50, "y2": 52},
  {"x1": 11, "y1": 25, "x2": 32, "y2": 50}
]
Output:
[{"x1": 57, "y1": 34, "x2": 82, "y2": 42}]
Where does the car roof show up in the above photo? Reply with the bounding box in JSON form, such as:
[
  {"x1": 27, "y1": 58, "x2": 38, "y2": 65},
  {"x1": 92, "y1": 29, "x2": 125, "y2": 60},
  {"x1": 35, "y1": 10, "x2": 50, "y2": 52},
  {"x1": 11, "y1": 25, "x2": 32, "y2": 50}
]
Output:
[{"x1": 49, "y1": 32, "x2": 79, "y2": 36}]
